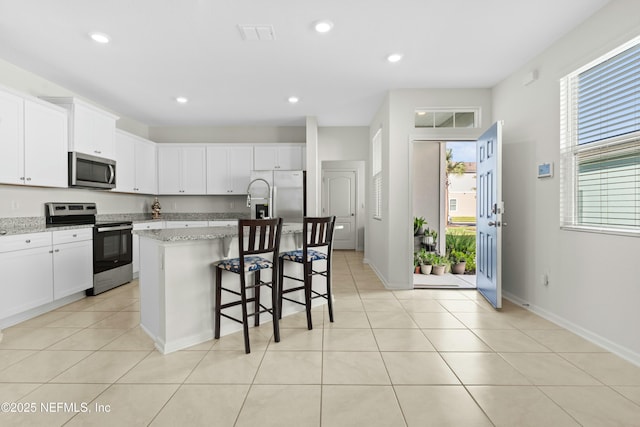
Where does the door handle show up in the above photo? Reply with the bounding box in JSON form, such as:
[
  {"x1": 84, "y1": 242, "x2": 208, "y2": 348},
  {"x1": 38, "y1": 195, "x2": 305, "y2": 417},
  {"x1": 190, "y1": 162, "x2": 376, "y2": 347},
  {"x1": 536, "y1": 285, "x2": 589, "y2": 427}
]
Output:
[{"x1": 488, "y1": 221, "x2": 498, "y2": 227}]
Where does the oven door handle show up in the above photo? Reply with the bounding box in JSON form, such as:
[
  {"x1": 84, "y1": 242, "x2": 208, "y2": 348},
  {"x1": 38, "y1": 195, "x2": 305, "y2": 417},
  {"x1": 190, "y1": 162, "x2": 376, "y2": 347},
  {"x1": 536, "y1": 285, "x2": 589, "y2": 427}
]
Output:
[{"x1": 96, "y1": 225, "x2": 133, "y2": 232}]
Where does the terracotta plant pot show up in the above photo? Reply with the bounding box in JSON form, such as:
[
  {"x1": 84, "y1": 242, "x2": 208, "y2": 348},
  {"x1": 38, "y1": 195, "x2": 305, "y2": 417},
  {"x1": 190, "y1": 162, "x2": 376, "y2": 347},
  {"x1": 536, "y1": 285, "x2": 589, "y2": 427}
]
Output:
[
  {"x1": 451, "y1": 261, "x2": 466, "y2": 274},
  {"x1": 415, "y1": 266, "x2": 421, "y2": 274},
  {"x1": 431, "y1": 265, "x2": 446, "y2": 275},
  {"x1": 420, "y1": 264, "x2": 432, "y2": 274}
]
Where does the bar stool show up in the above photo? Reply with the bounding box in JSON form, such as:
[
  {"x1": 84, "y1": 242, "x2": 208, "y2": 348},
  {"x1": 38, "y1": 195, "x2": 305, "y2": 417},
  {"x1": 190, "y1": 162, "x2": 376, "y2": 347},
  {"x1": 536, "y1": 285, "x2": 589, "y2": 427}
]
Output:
[
  {"x1": 278, "y1": 216, "x2": 336, "y2": 330},
  {"x1": 214, "y1": 218, "x2": 283, "y2": 354}
]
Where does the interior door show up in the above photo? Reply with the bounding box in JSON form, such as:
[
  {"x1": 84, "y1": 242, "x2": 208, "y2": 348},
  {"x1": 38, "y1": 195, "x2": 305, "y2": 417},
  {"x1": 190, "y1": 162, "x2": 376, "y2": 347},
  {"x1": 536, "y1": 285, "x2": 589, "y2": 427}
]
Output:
[
  {"x1": 476, "y1": 121, "x2": 504, "y2": 308},
  {"x1": 322, "y1": 170, "x2": 356, "y2": 250}
]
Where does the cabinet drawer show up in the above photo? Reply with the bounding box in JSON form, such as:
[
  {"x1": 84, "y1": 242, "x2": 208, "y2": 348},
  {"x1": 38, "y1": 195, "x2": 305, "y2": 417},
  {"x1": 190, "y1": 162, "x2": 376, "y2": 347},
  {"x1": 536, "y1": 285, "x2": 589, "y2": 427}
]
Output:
[
  {"x1": 209, "y1": 220, "x2": 237, "y2": 227},
  {"x1": 133, "y1": 222, "x2": 164, "y2": 231},
  {"x1": 52, "y1": 228, "x2": 92, "y2": 245},
  {"x1": 0, "y1": 232, "x2": 52, "y2": 253}
]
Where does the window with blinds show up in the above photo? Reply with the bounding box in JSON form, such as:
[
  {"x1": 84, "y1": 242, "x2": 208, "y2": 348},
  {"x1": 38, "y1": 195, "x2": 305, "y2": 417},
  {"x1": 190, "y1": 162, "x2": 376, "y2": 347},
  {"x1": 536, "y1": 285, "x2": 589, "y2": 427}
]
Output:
[
  {"x1": 560, "y1": 36, "x2": 640, "y2": 234},
  {"x1": 372, "y1": 129, "x2": 382, "y2": 220}
]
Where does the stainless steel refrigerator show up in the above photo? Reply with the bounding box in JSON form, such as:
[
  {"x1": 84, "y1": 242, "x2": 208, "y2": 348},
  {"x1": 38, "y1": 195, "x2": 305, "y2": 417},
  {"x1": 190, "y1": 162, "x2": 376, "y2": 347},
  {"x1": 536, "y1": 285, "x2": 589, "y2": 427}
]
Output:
[{"x1": 248, "y1": 170, "x2": 306, "y2": 222}]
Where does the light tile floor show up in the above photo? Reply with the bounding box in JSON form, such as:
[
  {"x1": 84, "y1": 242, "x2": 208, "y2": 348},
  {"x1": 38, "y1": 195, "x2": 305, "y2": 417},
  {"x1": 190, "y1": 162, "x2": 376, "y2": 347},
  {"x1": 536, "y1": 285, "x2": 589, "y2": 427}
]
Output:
[{"x1": 1, "y1": 251, "x2": 640, "y2": 426}]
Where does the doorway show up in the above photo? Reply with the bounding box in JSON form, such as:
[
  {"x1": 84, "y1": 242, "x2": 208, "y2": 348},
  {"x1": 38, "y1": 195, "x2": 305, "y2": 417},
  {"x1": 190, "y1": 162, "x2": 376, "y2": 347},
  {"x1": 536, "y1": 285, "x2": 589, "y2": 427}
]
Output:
[
  {"x1": 321, "y1": 160, "x2": 365, "y2": 251},
  {"x1": 411, "y1": 140, "x2": 477, "y2": 289}
]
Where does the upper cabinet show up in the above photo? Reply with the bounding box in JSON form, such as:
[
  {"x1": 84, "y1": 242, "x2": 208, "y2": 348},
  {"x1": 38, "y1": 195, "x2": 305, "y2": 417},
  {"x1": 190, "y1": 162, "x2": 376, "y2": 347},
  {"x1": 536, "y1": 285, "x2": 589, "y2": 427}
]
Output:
[
  {"x1": 206, "y1": 145, "x2": 253, "y2": 194},
  {"x1": 114, "y1": 130, "x2": 157, "y2": 194},
  {"x1": 41, "y1": 97, "x2": 119, "y2": 160},
  {"x1": 253, "y1": 144, "x2": 305, "y2": 170},
  {"x1": 0, "y1": 88, "x2": 67, "y2": 188},
  {"x1": 157, "y1": 144, "x2": 206, "y2": 194}
]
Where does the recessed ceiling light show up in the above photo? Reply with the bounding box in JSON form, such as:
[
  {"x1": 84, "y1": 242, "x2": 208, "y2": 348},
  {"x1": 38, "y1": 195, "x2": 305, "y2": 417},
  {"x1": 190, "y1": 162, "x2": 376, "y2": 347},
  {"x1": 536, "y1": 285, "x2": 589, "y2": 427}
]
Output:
[
  {"x1": 176, "y1": 96, "x2": 188, "y2": 104},
  {"x1": 417, "y1": 111, "x2": 426, "y2": 116},
  {"x1": 288, "y1": 96, "x2": 299, "y2": 104},
  {"x1": 387, "y1": 53, "x2": 403, "y2": 63},
  {"x1": 89, "y1": 32, "x2": 110, "y2": 44},
  {"x1": 314, "y1": 20, "x2": 333, "y2": 33}
]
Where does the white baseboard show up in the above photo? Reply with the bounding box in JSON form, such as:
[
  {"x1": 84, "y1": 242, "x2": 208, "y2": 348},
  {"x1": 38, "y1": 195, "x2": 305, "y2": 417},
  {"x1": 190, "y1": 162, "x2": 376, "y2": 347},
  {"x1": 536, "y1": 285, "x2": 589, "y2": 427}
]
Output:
[
  {"x1": 503, "y1": 291, "x2": 640, "y2": 367},
  {"x1": 0, "y1": 292, "x2": 86, "y2": 329}
]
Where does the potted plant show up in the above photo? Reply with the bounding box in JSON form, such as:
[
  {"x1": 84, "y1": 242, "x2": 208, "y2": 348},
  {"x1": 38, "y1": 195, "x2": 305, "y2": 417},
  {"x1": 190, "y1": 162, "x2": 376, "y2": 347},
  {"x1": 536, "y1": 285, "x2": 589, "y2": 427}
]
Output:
[
  {"x1": 448, "y1": 250, "x2": 466, "y2": 274},
  {"x1": 425, "y1": 229, "x2": 438, "y2": 252},
  {"x1": 414, "y1": 216, "x2": 427, "y2": 236},
  {"x1": 413, "y1": 252, "x2": 422, "y2": 274},
  {"x1": 418, "y1": 248, "x2": 432, "y2": 274},
  {"x1": 429, "y1": 254, "x2": 448, "y2": 275}
]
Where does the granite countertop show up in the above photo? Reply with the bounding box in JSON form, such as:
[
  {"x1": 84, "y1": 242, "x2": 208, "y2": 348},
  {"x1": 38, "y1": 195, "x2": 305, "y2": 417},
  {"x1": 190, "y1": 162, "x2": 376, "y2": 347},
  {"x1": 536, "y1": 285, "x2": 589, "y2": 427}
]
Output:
[
  {"x1": 135, "y1": 223, "x2": 303, "y2": 242},
  {"x1": 0, "y1": 212, "x2": 250, "y2": 237}
]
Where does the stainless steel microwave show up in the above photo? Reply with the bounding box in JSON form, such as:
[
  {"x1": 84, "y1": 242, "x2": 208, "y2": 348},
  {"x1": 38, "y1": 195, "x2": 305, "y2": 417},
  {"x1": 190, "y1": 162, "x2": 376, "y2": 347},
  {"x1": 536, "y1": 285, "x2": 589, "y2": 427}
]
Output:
[{"x1": 68, "y1": 152, "x2": 116, "y2": 189}]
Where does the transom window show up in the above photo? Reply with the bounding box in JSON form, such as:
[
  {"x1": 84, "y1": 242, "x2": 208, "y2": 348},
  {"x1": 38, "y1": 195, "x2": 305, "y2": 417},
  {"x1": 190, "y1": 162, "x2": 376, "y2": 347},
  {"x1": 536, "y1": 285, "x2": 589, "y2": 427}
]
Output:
[
  {"x1": 560, "y1": 36, "x2": 640, "y2": 234},
  {"x1": 414, "y1": 108, "x2": 479, "y2": 129}
]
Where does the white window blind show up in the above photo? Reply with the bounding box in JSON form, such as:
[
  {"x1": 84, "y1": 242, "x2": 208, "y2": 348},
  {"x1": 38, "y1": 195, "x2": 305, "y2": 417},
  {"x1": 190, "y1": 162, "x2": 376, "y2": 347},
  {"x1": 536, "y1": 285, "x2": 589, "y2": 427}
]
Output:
[
  {"x1": 372, "y1": 129, "x2": 382, "y2": 219},
  {"x1": 560, "y1": 37, "x2": 640, "y2": 234}
]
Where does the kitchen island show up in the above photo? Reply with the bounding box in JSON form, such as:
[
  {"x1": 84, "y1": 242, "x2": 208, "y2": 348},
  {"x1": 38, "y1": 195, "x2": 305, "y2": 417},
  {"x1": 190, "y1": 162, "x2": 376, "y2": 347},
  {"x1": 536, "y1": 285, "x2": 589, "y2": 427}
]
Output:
[{"x1": 136, "y1": 223, "x2": 317, "y2": 354}]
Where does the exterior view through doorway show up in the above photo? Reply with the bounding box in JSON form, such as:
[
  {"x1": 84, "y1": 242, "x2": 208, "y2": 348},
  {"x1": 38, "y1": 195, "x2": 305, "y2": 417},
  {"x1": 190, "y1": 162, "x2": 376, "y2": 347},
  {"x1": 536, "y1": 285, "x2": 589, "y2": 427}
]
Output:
[{"x1": 411, "y1": 140, "x2": 477, "y2": 289}]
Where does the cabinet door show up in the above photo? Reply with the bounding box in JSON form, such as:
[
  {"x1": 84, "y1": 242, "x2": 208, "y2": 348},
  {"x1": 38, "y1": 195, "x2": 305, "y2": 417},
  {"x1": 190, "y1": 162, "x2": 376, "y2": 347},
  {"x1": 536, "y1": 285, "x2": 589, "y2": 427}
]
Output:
[
  {"x1": 0, "y1": 247, "x2": 53, "y2": 319},
  {"x1": 253, "y1": 145, "x2": 278, "y2": 170},
  {"x1": 24, "y1": 99, "x2": 68, "y2": 188},
  {"x1": 0, "y1": 90, "x2": 24, "y2": 185},
  {"x1": 135, "y1": 138, "x2": 157, "y2": 194},
  {"x1": 158, "y1": 145, "x2": 183, "y2": 194},
  {"x1": 114, "y1": 131, "x2": 136, "y2": 192},
  {"x1": 276, "y1": 145, "x2": 303, "y2": 170},
  {"x1": 72, "y1": 103, "x2": 98, "y2": 155},
  {"x1": 72, "y1": 103, "x2": 115, "y2": 158},
  {"x1": 91, "y1": 110, "x2": 115, "y2": 159},
  {"x1": 53, "y1": 240, "x2": 93, "y2": 299},
  {"x1": 206, "y1": 145, "x2": 230, "y2": 194},
  {"x1": 228, "y1": 146, "x2": 253, "y2": 193},
  {"x1": 181, "y1": 146, "x2": 207, "y2": 194}
]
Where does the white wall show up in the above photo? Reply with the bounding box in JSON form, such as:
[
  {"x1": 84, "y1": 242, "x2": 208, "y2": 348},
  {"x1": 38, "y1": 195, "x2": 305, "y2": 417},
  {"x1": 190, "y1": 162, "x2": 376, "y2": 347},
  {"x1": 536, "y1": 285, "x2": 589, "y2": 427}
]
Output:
[
  {"x1": 493, "y1": 0, "x2": 640, "y2": 362},
  {"x1": 0, "y1": 185, "x2": 154, "y2": 217},
  {"x1": 412, "y1": 142, "x2": 441, "y2": 237},
  {"x1": 367, "y1": 89, "x2": 492, "y2": 288},
  {"x1": 318, "y1": 127, "x2": 369, "y2": 161},
  {"x1": 148, "y1": 126, "x2": 305, "y2": 143}
]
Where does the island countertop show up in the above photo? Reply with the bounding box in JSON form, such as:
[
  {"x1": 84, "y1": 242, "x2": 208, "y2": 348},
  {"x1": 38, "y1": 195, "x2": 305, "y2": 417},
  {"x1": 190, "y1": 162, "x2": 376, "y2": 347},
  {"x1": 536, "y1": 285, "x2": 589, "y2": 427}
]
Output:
[{"x1": 134, "y1": 223, "x2": 303, "y2": 243}]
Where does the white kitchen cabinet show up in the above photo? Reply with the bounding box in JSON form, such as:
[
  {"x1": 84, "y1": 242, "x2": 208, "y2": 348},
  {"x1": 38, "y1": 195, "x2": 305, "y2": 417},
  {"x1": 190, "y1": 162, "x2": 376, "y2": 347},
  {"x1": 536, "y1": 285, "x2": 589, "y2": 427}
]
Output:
[
  {"x1": 52, "y1": 229, "x2": 93, "y2": 299},
  {"x1": 42, "y1": 97, "x2": 118, "y2": 159},
  {"x1": 23, "y1": 99, "x2": 68, "y2": 187},
  {"x1": 133, "y1": 222, "x2": 164, "y2": 276},
  {"x1": 208, "y1": 220, "x2": 237, "y2": 227},
  {"x1": 158, "y1": 144, "x2": 206, "y2": 194},
  {"x1": 0, "y1": 233, "x2": 53, "y2": 319},
  {"x1": 206, "y1": 145, "x2": 253, "y2": 194},
  {"x1": 253, "y1": 144, "x2": 304, "y2": 170},
  {"x1": 114, "y1": 130, "x2": 157, "y2": 194},
  {"x1": 0, "y1": 89, "x2": 24, "y2": 185},
  {"x1": 0, "y1": 89, "x2": 67, "y2": 188},
  {"x1": 164, "y1": 221, "x2": 208, "y2": 228}
]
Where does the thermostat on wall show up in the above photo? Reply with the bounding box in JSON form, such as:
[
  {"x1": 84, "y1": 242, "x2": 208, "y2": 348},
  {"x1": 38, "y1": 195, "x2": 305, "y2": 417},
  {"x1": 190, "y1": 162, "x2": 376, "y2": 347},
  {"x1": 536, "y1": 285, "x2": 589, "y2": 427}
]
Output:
[{"x1": 537, "y1": 162, "x2": 553, "y2": 178}]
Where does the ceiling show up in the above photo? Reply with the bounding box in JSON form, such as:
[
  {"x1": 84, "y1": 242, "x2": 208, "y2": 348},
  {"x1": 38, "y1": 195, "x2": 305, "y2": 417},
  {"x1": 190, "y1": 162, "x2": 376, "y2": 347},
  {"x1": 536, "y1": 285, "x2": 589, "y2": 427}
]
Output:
[{"x1": 0, "y1": 0, "x2": 610, "y2": 127}]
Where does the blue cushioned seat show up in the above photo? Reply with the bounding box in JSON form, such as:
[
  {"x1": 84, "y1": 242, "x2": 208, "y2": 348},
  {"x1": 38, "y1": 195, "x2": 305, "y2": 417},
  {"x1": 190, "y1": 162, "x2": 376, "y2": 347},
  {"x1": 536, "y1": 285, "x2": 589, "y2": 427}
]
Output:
[
  {"x1": 217, "y1": 256, "x2": 273, "y2": 273},
  {"x1": 280, "y1": 249, "x2": 327, "y2": 263}
]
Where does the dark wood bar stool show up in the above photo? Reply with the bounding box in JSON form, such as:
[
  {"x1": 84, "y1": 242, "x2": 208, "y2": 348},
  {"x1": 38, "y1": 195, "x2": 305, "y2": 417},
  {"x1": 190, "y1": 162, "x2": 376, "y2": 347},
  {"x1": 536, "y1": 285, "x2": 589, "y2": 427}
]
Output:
[
  {"x1": 214, "y1": 218, "x2": 283, "y2": 353},
  {"x1": 278, "y1": 216, "x2": 336, "y2": 330}
]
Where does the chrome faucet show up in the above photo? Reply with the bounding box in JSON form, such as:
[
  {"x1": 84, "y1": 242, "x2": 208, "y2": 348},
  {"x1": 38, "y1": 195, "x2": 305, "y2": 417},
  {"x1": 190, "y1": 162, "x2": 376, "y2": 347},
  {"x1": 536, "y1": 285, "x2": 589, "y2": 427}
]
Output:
[{"x1": 246, "y1": 178, "x2": 273, "y2": 218}]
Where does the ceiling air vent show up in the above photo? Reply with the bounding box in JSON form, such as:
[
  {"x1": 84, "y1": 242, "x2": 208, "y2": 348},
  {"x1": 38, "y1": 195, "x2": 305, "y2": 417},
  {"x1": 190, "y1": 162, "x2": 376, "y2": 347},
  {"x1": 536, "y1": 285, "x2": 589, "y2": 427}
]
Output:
[{"x1": 238, "y1": 25, "x2": 276, "y2": 41}]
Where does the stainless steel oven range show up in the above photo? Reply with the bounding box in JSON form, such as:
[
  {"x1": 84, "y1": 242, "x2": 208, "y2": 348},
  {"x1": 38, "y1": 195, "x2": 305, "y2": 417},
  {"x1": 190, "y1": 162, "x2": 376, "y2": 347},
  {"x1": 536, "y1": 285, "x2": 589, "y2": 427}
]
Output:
[{"x1": 45, "y1": 202, "x2": 133, "y2": 296}]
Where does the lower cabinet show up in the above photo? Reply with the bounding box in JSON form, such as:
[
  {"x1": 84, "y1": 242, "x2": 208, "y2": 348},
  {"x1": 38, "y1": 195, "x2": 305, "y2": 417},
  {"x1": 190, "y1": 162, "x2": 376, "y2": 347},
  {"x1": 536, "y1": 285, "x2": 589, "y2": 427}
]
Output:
[
  {"x1": 52, "y1": 229, "x2": 93, "y2": 300},
  {"x1": 0, "y1": 244, "x2": 54, "y2": 319},
  {"x1": 0, "y1": 228, "x2": 93, "y2": 321},
  {"x1": 133, "y1": 222, "x2": 164, "y2": 276}
]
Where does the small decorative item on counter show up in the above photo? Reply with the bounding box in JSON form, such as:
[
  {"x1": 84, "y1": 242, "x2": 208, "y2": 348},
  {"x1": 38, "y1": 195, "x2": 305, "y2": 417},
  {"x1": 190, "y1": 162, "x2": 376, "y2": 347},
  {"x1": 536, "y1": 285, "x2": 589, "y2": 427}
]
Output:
[{"x1": 151, "y1": 197, "x2": 162, "y2": 219}]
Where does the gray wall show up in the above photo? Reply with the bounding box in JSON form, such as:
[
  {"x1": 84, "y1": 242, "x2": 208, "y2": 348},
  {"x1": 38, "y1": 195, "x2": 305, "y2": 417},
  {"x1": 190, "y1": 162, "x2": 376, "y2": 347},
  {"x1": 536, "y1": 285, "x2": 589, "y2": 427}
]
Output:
[{"x1": 493, "y1": 0, "x2": 640, "y2": 362}]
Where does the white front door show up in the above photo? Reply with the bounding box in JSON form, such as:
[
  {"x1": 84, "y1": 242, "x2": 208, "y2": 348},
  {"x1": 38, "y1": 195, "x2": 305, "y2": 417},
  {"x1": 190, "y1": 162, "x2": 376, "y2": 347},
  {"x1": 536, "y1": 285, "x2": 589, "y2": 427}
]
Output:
[
  {"x1": 322, "y1": 170, "x2": 357, "y2": 250},
  {"x1": 476, "y1": 122, "x2": 504, "y2": 309}
]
